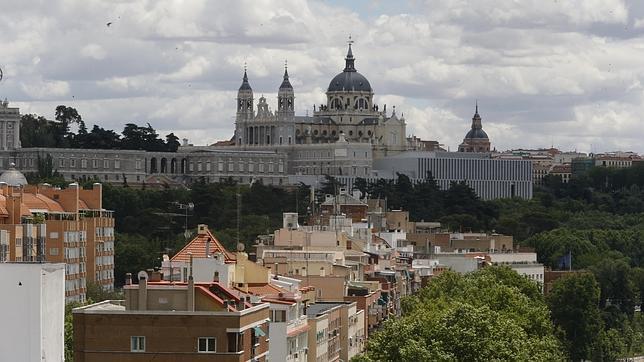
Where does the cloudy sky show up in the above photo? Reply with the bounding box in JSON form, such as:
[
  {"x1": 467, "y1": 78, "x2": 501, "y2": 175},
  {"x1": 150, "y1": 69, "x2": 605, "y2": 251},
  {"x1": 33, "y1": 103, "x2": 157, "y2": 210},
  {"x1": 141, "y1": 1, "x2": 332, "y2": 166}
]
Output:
[{"x1": 1, "y1": 0, "x2": 644, "y2": 153}]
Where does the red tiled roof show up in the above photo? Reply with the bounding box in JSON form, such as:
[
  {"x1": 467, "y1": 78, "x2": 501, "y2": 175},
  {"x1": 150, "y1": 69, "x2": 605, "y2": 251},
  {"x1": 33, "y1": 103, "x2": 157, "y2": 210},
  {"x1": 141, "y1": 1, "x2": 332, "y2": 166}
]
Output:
[{"x1": 171, "y1": 229, "x2": 236, "y2": 263}]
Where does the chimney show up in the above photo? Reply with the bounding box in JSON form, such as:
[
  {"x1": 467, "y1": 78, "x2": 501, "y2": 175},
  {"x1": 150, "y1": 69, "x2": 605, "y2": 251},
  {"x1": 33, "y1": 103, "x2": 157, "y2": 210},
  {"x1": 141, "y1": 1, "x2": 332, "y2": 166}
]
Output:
[
  {"x1": 206, "y1": 237, "x2": 211, "y2": 258},
  {"x1": 138, "y1": 273, "x2": 148, "y2": 311},
  {"x1": 187, "y1": 276, "x2": 195, "y2": 311},
  {"x1": 198, "y1": 224, "x2": 208, "y2": 235},
  {"x1": 237, "y1": 298, "x2": 245, "y2": 311},
  {"x1": 125, "y1": 273, "x2": 132, "y2": 285}
]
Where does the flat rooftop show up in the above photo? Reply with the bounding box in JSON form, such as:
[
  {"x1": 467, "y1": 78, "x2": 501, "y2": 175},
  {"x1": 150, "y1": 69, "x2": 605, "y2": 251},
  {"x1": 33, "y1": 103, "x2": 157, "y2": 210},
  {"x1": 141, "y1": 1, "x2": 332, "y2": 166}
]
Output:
[{"x1": 306, "y1": 302, "x2": 346, "y2": 317}]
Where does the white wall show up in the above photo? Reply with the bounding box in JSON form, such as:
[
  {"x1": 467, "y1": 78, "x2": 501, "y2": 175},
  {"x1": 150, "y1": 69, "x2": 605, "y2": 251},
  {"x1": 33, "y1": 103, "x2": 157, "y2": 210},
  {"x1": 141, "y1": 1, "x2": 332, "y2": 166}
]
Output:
[{"x1": 0, "y1": 263, "x2": 65, "y2": 361}]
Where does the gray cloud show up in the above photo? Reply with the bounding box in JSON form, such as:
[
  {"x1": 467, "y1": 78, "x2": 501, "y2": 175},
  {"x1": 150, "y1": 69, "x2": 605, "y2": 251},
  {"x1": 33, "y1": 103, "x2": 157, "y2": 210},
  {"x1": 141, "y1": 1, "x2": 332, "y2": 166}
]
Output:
[{"x1": 1, "y1": 0, "x2": 643, "y2": 153}]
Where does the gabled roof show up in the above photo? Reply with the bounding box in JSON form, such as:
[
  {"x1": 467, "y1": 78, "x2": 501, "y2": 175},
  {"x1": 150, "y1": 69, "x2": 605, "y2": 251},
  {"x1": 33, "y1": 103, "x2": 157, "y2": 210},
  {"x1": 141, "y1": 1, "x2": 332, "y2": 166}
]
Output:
[{"x1": 171, "y1": 228, "x2": 236, "y2": 263}]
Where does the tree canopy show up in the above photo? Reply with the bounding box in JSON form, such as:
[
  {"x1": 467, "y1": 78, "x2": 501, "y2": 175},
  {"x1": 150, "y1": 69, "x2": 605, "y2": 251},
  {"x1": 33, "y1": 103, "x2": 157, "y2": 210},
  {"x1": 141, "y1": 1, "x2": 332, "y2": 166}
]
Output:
[
  {"x1": 20, "y1": 105, "x2": 180, "y2": 152},
  {"x1": 356, "y1": 267, "x2": 564, "y2": 362}
]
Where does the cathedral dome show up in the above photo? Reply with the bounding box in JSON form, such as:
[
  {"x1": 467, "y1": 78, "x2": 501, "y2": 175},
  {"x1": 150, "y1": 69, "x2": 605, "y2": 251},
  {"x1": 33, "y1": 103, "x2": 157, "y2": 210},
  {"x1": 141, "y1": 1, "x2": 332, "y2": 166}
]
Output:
[
  {"x1": 0, "y1": 163, "x2": 28, "y2": 187},
  {"x1": 327, "y1": 44, "x2": 372, "y2": 93},
  {"x1": 328, "y1": 71, "x2": 372, "y2": 92},
  {"x1": 464, "y1": 105, "x2": 488, "y2": 139},
  {"x1": 465, "y1": 128, "x2": 489, "y2": 139}
]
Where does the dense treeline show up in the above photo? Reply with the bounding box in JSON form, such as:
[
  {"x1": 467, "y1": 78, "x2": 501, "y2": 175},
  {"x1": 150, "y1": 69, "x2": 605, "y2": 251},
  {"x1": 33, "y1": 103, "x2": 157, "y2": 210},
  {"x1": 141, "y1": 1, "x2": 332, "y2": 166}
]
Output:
[
  {"x1": 20, "y1": 105, "x2": 181, "y2": 151},
  {"x1": 103, "y1": 179, "x2": 310, "y2": 286}
]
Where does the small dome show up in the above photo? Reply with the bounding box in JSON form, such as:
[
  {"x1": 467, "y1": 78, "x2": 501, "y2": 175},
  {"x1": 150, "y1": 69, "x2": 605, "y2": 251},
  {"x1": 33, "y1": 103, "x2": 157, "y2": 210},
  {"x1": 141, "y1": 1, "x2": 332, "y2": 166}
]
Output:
[
  {"x1": 328, "y1": 71, "x2": 372, "y2": 92},
  {"x1": 0, "y1": 163, "x2": 27, "y2": 187},
  {"x1": 465, "y1": 128, "x2": 489, "y2": 139}
]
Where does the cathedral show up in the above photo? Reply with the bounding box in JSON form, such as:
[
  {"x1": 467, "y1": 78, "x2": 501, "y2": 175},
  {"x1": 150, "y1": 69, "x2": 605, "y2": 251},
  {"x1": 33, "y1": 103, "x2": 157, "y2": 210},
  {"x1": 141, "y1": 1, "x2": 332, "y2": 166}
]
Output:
[{"x1": 233, "y1": 43, "x2": 407, "y2": 159}]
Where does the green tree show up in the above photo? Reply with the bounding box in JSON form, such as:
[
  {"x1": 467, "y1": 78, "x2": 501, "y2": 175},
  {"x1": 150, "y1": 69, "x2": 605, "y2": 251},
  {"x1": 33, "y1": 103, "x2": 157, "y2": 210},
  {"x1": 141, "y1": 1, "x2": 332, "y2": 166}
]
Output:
[
  {"x1": 547, "y1": 273, "x2": 603, "y2": 361},
  {"x1": 165, "y1": 132, "x2": 181, "y2": 152},
  {"x1": 358, "y1": 267, "x2": 563, "y2": 361}
]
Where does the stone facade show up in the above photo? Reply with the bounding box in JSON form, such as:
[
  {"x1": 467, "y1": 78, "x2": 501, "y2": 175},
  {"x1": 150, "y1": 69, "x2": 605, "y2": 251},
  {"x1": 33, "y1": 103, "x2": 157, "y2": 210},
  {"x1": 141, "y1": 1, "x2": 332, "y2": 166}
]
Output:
[{"x1": 2, "y1": 147, "x2": 288, "y2": 186}]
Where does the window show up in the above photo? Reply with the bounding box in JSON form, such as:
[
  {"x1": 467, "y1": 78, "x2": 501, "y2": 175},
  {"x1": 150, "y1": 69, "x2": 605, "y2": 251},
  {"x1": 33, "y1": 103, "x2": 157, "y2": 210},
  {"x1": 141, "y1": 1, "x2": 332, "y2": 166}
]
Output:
[
  {"x1": 59, "y1": 159, "x2": 65, "y2": 167},
  {"x1": 114, "y1": 160, "x2": 120, "y2": 169},
  {"x1": 272, "y1": 310, "x2": 286, "y2": 322},
  {"x1": 198, "y1": 337, "x2": 216, "y2": 353},
  {"x1": 228, "y1": 332, "x2": 243, "y2": 353},
  {"x1": 81, "y1": 159, "x2": 87, "y2": 168},
  {"x1": 93, "y1": 159, "x2": 98, "y2": 168},
  {"x1": 131, "y1": 336, "x2": 145, "y2": 352},
  {"x1": 103, "y1": 160, "x2": 109, "y2": 168}
]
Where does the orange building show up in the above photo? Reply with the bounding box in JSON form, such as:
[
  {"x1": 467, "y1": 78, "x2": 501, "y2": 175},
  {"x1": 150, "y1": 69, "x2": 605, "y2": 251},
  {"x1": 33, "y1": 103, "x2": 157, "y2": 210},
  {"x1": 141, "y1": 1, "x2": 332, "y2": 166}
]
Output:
[{"x1": 0, "y1": 166, "x2": 114, "y2": 302}]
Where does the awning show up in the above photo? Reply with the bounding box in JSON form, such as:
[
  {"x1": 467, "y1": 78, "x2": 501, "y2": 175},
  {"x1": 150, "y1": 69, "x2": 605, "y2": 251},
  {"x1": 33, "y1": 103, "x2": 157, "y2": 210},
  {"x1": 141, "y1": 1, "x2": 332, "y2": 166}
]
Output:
[{"x1": 253, "y1": 326, "x2": 266, "y2": 337}]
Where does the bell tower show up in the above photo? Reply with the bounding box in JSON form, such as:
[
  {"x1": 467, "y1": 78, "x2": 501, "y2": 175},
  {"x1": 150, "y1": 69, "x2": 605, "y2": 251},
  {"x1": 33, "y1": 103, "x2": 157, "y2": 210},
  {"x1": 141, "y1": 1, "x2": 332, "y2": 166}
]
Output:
[
  {"x1": 277, "y1": 60, "x2": 294, "y2": 120},
  {"x1": 236, "y1": 66, "x2": 254, "y2": 121}
]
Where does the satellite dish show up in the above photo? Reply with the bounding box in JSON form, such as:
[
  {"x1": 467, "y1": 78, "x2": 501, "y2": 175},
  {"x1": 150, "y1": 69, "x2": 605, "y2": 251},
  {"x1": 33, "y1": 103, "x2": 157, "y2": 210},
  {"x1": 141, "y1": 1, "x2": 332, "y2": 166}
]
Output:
[
  {"x1": 236, "y1": 242, "x2": 245, "y2": 252},
  {"x1": 137, "y1": 270, "x2": 149, "y2": 281}
]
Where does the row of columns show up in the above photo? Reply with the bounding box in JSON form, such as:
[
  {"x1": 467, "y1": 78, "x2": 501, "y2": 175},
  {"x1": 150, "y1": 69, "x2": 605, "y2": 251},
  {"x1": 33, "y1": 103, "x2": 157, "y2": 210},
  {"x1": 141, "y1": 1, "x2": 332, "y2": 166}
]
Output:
[{"x1": 244, "y1": 125, "x2": 277, "y2": 145}]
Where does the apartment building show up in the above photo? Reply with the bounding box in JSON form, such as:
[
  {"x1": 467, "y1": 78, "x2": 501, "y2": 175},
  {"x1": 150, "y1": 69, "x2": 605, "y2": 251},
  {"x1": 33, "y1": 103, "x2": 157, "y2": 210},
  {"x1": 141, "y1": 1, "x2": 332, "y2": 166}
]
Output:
[
  {"x1": 73, "y1": 274, "x2": 270, "y2": 361},
  {"x1": 305, "y1": 302, "x2": 364, "y2": 362},
  {"x1": 0, "y1": 263, "x2": 65, "y2": 361},
  {"x1": 0, "y1": 166, "x2": 115, "y2": 302}
]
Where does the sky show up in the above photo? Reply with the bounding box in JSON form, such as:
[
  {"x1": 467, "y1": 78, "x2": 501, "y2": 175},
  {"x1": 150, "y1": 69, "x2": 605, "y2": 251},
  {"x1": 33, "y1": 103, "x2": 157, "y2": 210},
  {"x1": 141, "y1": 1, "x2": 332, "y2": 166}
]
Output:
[{"x1": 1, "y1": 0, "x2": 644, "y2": 153}]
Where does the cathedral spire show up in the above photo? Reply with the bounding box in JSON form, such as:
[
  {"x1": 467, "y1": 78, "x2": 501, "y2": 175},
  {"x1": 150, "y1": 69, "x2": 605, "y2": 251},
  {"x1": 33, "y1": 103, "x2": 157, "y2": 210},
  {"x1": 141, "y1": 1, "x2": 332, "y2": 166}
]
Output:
[
  {"x1": 239, "y1": 64, "x2": 252, "y2": 91},
  {"x1": 279, "y1": 59, "x2": 293, "y2": 90},
  {"x1": 471, "y1": 102, "x2": 483, "y2": 130},
  {"x1": 344, "y1": 35, "x2": 356, "y2": 72}
]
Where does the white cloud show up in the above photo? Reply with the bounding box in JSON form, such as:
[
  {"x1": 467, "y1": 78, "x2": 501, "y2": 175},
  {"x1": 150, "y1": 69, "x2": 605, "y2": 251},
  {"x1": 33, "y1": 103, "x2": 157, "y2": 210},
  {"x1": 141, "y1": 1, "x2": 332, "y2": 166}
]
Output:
[
  {"x1": 0, "y1": 0, "x2": 643, "y2": 153},
  {"x1": 20, "y1": 79, "x2": 70, "y2": 99},
  {"x1": 80, "y1": 44, "x2": 107, "y2": 60}
]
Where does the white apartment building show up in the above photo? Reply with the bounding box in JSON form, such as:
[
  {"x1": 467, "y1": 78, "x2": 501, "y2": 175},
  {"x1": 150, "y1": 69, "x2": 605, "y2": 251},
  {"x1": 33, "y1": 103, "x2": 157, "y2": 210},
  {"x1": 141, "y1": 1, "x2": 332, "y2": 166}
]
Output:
[{"x1": 0, "y1": 263, "x2": 65, "y2": 361}]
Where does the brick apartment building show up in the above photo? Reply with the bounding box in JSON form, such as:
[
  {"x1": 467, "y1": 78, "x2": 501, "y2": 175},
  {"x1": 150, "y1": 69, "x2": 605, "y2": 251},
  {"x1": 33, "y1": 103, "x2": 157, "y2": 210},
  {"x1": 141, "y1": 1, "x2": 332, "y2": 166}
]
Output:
[{"x1": 73, "y1": 273, "x2": 270, "y2": 361}]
